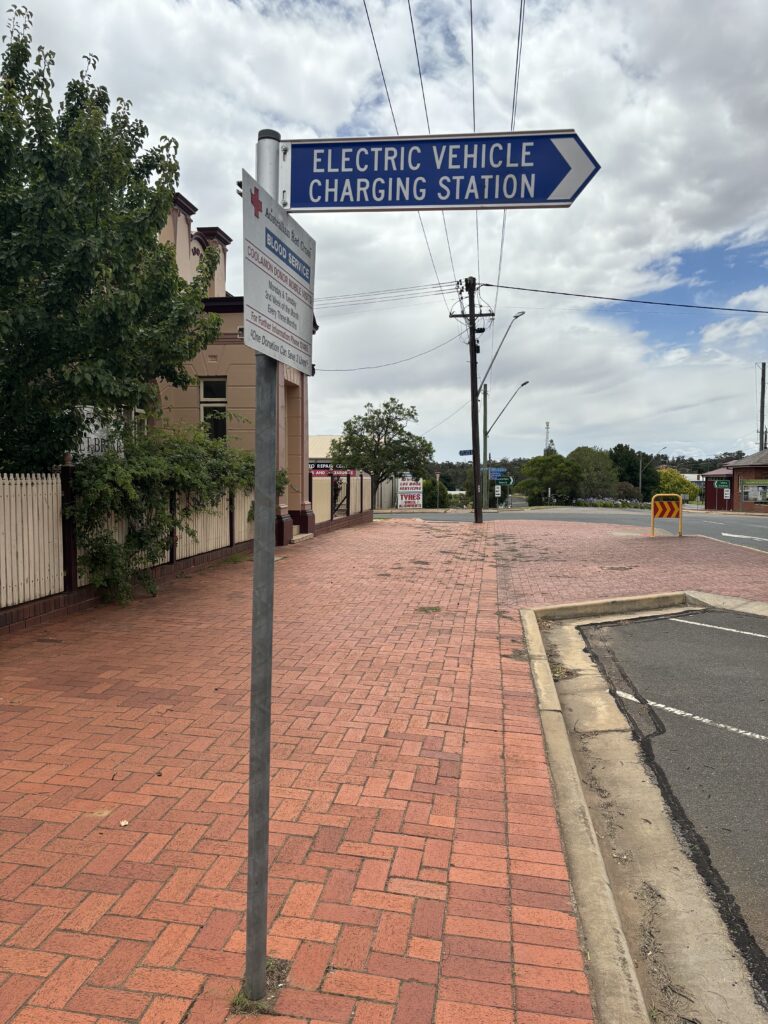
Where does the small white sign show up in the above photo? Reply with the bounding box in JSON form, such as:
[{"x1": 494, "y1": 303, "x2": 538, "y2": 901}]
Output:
[
  {"x1": 724, "y1": 488, "x2": 731, "y2": 500},
  {"x1": 242, "y1": 168, "x2": 316, "y2": 374},
  {"x1": 494, "y1": 485, "x2": 502, "y2": 497},
  {"x1": 397, "y1": 478, "x2": 423, "y2": 509}
]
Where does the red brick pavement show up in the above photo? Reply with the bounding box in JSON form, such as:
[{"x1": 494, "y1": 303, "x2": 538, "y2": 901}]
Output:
[{"x1": 1, "y1": 518, "x2": 766, "y2": 1024}]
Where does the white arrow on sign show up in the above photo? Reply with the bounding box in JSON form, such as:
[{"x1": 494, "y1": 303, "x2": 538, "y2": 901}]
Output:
[{"x1": 549, "y1": 137, "x2": 599, "y2": 202}]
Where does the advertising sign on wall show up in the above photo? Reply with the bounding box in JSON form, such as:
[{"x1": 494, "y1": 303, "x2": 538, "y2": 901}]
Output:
[{"x1": 397, "y1": 478, "x2": 423, "y2": 509}]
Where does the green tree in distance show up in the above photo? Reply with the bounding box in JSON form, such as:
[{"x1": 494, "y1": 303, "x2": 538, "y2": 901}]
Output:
[
  {"x1": 422, "y1": 477, "x2": 448, "y2": 508},
  {"x1": 0, "y1": 7, "x2": 220, "y2": 472},
  {"x1": 609, "y1": 443, "x2": 660, "y2": 501},
  {"x1": 658, "y1": 467, "x2": 699, "y2": 502},
  {"x1": 516, "y1": 452, "x2": 582, "y2": 505},
  {"x1": 329, "y1": 397, "x2": 434, "y2": 500},
  {"x1": 567, "y1": 446, "x2": 620, "y2": 499}
]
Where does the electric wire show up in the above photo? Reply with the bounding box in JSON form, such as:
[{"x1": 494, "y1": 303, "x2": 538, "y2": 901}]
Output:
[
  {"x1": 315, "y1": 332, "x2": 464, "y2": 372},
  {"x1": 485, "y1": 283, "x2": 768, "y2": 315},
  {"x1": 490, "y1": 0, "x2": 526, "y2": 378},
  {"x1": 362, "y1": 0, "x2": 399, "y2": 132},
  {"x1": 424, "y1": 399, "x2": 471, "y2": 434},
  {"x1": 470, "y1": 0, "x2": 480, "y2": 282},
  {"x1": 361, "y1": 0, "x2": 453, "y2": 312},
  {"x1": 407, "y1": 0, "x2": 458, "y2": 284}
]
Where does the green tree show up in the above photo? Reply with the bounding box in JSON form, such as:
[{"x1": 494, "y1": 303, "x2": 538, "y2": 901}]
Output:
[
  {"x1": 516, "y1": 453, "x2": 582, "y2": 505},
  {"x1": 0, "y1": 8, "x2": 220, "y2": 472},
  {"x1": 609, "y1": 443, "x2": 660, "y2": 501},
  {"x1": 328, "y1": 397, "x2": 434, "y2": 500},
  {"x1": 422, "y1": 477, "x2": 448, "y2": 508},
  {"x1": 567, "y1": 446, "x2": 619, "y2": 499},
  {"x1": 658, "y1": 467, "x2": 699, "y2": 502}
]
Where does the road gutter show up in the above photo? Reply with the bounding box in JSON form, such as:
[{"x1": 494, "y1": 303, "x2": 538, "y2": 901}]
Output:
[{"x1": 522, "y1": 591, "x2": 768, "y2": 1024}]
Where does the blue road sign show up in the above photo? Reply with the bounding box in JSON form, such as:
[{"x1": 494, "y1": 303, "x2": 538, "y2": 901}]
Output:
[
  {"x1": 489, "y1": 468, "x2": 506, "y2": 480},
  {"x1": 282, "y1": 131, "x2": 598, "y2": 213},
  {"x1": 459, "y1": 449, "x2": 473, "y2": 456}
]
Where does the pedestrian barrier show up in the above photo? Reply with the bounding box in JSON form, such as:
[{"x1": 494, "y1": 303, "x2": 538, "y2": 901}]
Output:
[{"x1": 651, "y1": 492, "x2": 683, "y2": 537}]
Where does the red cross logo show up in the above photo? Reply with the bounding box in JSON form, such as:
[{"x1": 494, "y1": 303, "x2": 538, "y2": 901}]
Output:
[{"x1": 250, "y1": 187, "x2": 263, "y2": 218}]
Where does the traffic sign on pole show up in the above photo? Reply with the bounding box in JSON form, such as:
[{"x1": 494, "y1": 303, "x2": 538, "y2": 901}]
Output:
[
  {"x1": 280, "y1": 131, "x2": 599, "y2": 213},
  {"x1": 459, "y1": 449, "x2": 473, "y2": 456},
  {"x1": 242, "y1": 169, "x2": 316, "y2": 375}
]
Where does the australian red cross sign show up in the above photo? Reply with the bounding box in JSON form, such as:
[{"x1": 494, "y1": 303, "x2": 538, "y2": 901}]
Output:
[{"x1": 242, "y1": 168, "x2": 316, "y2": 374}]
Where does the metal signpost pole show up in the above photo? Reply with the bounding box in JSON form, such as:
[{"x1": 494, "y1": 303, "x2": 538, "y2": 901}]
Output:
[
  {"x1": 244, "y1": 128, "x2": 280, "y2": 1001},
  {"x1": 466, "y1": 277, "x2": 483, "y2": 525},
  {"x1": 482, "y1": 384, "x2": 489, "y2": 510}
]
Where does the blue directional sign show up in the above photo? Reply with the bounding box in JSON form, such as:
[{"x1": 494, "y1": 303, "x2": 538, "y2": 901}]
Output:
[
  {"x1": 459, "y1": 449, "x2": 473, "y2": 456},
  {"x1": 281, "y1": 131, "x2": 598, "y2": 213},
  {"x1": 489, "y1": 468, "x2": 506, "y2": 480}
]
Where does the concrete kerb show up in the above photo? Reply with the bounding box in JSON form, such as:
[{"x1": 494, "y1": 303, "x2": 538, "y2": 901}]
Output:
[
  {"x1": 522, "y1": 589, "x2": 768, "y2": 1024},
  {"x1": 521, "y1": 590, "x2": 719, "y2": 1024}
]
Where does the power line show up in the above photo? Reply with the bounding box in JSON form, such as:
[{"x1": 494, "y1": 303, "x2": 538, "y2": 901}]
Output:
[
  {"x1": 470, "y1": 0, "x2": 480, "y2": 282},
  {"x1": 361, "y1": 0, "x2": 399, "y2": 132},
  {"x1": 361, "y1": 0, "x2": 453, "y2": 312},
  {"x1": 315, "y1": 281, "x2": 453, "y2": 310},
  {"x1": 485, "y1": 283, "x2": 768, "y2": 315},
  {"x1": 490, "y1": 0, "x2": 527, "y2": 378},
  {"x1": 315, "y1": 332, "x2": 464, "y2": 372},
  {"x1": 424, "y1": 399, "x2": 470, "y2": 435},
  {"x1": 407, "y1": 0, "x2": 458, "y2": 284}
]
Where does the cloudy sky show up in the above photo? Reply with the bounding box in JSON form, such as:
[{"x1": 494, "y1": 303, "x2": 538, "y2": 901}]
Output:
[{"x1": 27, "y1": 0, "x2": 768, "y2": 460}]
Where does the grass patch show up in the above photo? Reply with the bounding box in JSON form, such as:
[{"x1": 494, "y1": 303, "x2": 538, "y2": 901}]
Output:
[
  {"x1": 415, "y1": 606, "x2": 441, "y2": 614},
  {"x1": 230, "y1": 958, "x2": 290, "y2": 1015}
]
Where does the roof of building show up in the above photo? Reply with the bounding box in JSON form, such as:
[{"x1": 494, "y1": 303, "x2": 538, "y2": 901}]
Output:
[
  {"x1": 173, "y1": 192, "x2": 198, "y2": 217},
  {"x1": 702, "y1": 467, "x2": 733, "y2": 478},
  {"x1": 728, "y1": 449, "x2": 768, "y2": 469},
  {"x1": 196, "y1": 226, "x2": 233, "y2": 248}
]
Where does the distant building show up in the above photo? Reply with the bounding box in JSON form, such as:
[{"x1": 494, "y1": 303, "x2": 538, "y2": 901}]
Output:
[
  {"x1": 158, "y1": 193, "x2": 314, "y2": 543},
  {"x1": 727, "y1": 450, "x2": 768, "y2": 512}
]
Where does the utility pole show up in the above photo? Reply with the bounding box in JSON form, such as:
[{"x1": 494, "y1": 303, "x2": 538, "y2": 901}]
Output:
[
  {"x1": 450, "y1": 276, "x2": 493, "y2": 524},
  {"x1": 760, "y1": 361, "x2": 766, "y2": 451},
  {"x1": 482, "y1": 384, "x2": 489, "y2": 510},
  {"x1": 544, "y1": 421, "x2": 550, "y2": 453},
  {"x1": 467, "y1": 278, "x2": 483, "y2": 523}
]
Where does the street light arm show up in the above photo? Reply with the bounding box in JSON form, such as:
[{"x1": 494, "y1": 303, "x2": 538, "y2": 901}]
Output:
[
  {"x1": 488, "y1": 380, "x2": 529, "y2": 435},
  {"x1": 478, "y1": 312, "x2": 525, "y2": 389}
]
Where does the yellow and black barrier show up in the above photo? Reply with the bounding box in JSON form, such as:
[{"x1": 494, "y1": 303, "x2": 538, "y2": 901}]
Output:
[{"x1": 650, "y1": 492, "x2": 683, "y2": 537}]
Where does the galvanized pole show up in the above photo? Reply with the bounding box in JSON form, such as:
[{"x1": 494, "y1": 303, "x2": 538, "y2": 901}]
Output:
[
  {"x1": 482, "y1": 384, "x2": 489, "y2": 510},
  {"x1": 759, "y1": 361, "x2": 766, "y2": 451},
  {"x1": 466, "y1": 277, "x2": 483, "y2": 524},
  {"x1": 244, "y1": 128, "x2": 280, "y2": 1001}
]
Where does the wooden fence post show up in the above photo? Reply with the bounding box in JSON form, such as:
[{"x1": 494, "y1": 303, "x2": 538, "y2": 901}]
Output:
[{"x1": 60, "y1": 457, "x2": 78, "y2": 592}]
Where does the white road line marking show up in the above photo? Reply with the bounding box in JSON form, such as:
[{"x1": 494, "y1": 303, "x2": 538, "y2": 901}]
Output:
[
  {"x1": 616, "y1": 690, "x2": 768, "y2": 742},
  {"x1": 721, "y1": 532, "x2": 768, "y2": 542},
  {"x1": 670, "y1": 618, "x2": 768, "y2": 640}
]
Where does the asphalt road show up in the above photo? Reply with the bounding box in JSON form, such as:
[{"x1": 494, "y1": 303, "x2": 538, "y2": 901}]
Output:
[
  {"x1": 376, "y1": 506, "x2": 768, "y2": 553},
  {"x1": 582, "y1": 609, "x2": 768, "y2": 984}
]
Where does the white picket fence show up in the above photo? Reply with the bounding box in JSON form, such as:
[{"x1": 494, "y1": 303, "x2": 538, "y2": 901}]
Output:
[
  {"x1": 1, "y1": 474, "x2": 64, "y2": 609},
  {"x1": 0, "y1": 473, "x2": 255, "y2": 611}
]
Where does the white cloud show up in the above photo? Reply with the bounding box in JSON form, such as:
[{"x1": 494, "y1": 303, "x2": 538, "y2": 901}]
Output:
[{"x1": 23, "y1": 0, "x2": 768, "y2": 458}]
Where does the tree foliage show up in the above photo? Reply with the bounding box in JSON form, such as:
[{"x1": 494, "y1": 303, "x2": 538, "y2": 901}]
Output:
[
  {"x1": 516, "y1": 452, "x2": 581, "y2": 505},
  {"x1": 609, "y1": 443, "x2": 660, "y2": 501},
  {"x1": 328, "y1": 397, "x2": 434, "y2": 497},
  {"x1": 567, "y1": 446, "x2": 619, "y2": 499},
  {"x1": 422, "y1": 477, "x2": 448, "y2": 508},
  {"x1": 0, "y1": 8, "x2": 220, "y2": 472},
  {"x1": 658, "y1": 467, "x2": 699, "y2": 502},
  {"x1": 73, "y1": 424, "x2": 253, "y2": 603}
]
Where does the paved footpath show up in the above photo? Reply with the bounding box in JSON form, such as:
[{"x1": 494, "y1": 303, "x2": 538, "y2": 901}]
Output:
[{"x1": 1, "y1": 519, "x2": 766, "y2": 1024}]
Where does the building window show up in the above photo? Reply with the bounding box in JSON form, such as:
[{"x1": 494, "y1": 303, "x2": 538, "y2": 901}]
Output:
[{"x1": 200, "y1": 377, "x2": 227, "y2": 439}]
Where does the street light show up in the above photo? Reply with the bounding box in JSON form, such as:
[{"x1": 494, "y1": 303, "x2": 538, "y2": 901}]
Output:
[
  {"x1": 484, "y1": 380, "x2": 530, "y2": 508},
  {"x1": 639, "y1": 446, "x2": 667, "y2": 498}
]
